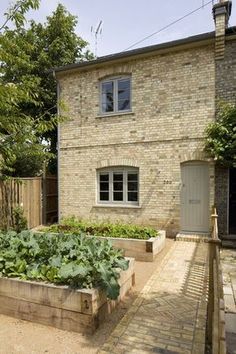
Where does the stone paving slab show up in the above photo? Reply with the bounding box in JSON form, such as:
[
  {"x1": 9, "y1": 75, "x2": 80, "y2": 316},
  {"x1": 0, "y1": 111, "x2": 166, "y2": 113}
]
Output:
[
  {"x1": 221, "y1": 249, "x2": 236, "y2": 314},
  {"x1": 99, "y1": 241, "x2": 209, "y2": 354},
  {"x1": 221, "y1": 249, "x2": 236, "y2": 354}
]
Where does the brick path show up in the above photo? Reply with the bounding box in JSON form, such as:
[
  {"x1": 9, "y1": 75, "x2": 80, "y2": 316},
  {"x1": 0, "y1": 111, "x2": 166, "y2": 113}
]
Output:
[{"x1": 99, "y1": 241, "x2": 209, "y2": 354}]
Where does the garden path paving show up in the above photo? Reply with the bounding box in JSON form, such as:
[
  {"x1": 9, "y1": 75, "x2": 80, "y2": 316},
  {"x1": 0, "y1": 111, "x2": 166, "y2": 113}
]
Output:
[
  {"x1": 99, "y1": 240, "x2": 209, "y2": 354},
  {"x1": 221, "y1": 248, "x2": 236, "y2": 354}
]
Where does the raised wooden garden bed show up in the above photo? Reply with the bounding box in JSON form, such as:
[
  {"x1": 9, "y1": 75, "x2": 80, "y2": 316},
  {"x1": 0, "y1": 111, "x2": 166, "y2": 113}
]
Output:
[
  {"x1": 34, "y1": 228, "x2": 166, "y2": 262},
  {"x1": 0, "y1": 258, "x2": 135, "y2": 334},
  {"x1": 91, "y1": 230, "x2": 166, "y2": 262}
]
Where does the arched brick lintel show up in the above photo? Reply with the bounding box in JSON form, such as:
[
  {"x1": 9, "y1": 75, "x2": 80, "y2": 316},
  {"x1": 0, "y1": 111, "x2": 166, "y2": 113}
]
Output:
[
  {"x1": 96, "y1": 158, "x2": 139, "y2": 169},
  {"x1": 98, "y1": 69, "x2": 132, "y2": 81},
  {"x1": 179, "y1": 150, "x2": 212, "y2": 164}
]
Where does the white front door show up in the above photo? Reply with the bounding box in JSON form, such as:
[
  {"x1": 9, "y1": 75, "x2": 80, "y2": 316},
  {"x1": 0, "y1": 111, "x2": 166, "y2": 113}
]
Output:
[{"x1": 180, "y1": 162, "x2": 209, "y2": 233}]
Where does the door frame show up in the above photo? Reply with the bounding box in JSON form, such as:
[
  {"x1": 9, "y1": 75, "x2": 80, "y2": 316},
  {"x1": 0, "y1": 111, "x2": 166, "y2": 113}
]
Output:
[
  {"x1": 227, "y1": 168, "x2": 230, "y2": 235},
  {"x1": 228, "y1": 168, "x2": 236, "y2": 235}
]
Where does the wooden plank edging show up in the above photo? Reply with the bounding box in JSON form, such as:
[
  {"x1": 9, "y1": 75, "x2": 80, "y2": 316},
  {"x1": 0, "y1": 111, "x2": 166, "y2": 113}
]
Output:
[{"x1": 0, "y1": 258, "x2": 135, "y2": 333}]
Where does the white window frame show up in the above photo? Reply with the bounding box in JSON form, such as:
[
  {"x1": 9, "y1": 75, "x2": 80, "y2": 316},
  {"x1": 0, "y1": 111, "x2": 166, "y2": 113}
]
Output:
[
  {"x1": 100, "y1": 76, "x2": 132, "y2": 115},
  {"x1": 97, "y1": 167, "x2": 139, "y2": 205}
]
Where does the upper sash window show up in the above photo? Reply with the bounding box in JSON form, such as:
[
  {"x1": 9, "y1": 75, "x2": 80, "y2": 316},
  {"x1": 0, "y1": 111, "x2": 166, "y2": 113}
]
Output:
[{"x1": 101, "y1": 77, "x2": 131, "y2": 114}]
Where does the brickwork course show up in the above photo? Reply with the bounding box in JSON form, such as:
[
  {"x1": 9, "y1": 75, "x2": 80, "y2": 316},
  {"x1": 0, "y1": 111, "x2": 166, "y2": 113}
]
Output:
[{"x1": 99, "y1": 241, "x2": 209, "y2": 354}]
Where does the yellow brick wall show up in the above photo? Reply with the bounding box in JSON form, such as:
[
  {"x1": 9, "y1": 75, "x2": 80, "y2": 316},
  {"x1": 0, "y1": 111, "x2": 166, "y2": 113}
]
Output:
[{"x1": 58, "y1": 44, "x2": 215, "y2": 236}]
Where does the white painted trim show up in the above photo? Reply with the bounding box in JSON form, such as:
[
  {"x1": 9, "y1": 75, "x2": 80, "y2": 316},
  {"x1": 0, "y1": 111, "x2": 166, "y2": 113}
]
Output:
[
  {"x1": 96, "y1": 111, "x2": 134, "y2": 119},
  {"x1": 93, "y1": 204, "x2": 141, "y2": 209},
  {"x1": 97, "y1": 166, "x2": 139, "y2": 206}
]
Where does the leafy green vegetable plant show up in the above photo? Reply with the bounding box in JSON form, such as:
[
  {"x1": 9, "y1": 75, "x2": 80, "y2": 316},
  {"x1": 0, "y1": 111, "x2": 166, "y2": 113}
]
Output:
[
  {"x1": 0, "y1": 231, "x2": 129, "y2": 299},
  {"x1": 46, "y1": 217, "x2": 158, "y2": 240}
]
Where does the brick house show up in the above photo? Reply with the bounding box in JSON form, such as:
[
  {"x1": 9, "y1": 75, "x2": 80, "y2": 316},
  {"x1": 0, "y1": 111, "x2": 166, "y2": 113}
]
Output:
[{"x1": 53, "y1": 1, "x2": 235, "y2": 237}]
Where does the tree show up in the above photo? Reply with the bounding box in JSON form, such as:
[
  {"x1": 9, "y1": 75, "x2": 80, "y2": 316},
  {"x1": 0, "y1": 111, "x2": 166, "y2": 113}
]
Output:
[
  {"x1": 0, "y1": 0, "x2": 40, "y2": 32},
  {"x1": 205, "y1": 103, "x2": 236, "y2": 167},
  {"x1": 0, "y1": 1, "x2": 93, "y2": 177},
  {"x1": 0, "y1": 0, "x2": 50, "y2": 177}
]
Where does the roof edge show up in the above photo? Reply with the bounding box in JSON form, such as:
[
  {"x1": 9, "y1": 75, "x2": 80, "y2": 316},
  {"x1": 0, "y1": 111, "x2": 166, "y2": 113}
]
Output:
[{"x1": 52, "y1": 26, "x2": 236, "y2": 75}]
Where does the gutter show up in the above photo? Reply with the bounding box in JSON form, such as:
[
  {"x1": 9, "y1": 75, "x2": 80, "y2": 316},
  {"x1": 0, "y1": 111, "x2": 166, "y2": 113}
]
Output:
[
  {"x1": 52, "y1": 31, "x2": 216, "y2": 75},
  {"x1": 51, "y1": 26, "x2": 236, "y2": 76}
]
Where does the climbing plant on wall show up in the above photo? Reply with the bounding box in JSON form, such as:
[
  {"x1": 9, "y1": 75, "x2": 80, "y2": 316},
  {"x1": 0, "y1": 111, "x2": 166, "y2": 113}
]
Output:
[{"x1": 205, "y1": 103, "x2": 236, "y2": 167}]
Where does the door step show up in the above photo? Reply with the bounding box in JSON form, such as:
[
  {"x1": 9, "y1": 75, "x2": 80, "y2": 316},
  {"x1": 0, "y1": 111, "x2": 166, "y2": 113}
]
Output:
[
  {"x1": 176, "y1": 233, "x2": 210, "y2": 243},
  {"x1": 221, "y1": 234, "x2": 236, "y2": 241},
  {"x1": 222, "y1": 240, "x2": 236, "y2": 249},
  {"x1": 221, "y1": 235, "x2": 236, "y2": 249}
]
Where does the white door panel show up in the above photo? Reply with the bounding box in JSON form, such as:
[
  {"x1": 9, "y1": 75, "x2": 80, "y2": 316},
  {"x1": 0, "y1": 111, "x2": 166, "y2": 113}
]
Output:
[{"x1": 181, "y1": 163, "x2": 209, "y2": 233}]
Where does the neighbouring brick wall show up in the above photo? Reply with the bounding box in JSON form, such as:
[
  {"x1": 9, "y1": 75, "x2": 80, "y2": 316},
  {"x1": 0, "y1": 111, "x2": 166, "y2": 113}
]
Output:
[
  {"x1": 215, "y1": 38, "x2": 236, "y2": 235},
  {"x1": 58, "y1": 44, "x2": 215, "y2": 236},
  {"x1": 215, "y1": 166, "x2": 229, "y2": 235}
]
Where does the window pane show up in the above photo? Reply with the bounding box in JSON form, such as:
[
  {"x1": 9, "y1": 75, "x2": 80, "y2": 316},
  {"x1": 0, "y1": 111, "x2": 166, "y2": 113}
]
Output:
[
  {"x1": 102, "y1": 101, "x2": 113, "y2": 112},
  {"x1": 99, "y1": 173, "x2": 109, "y2": 201},
  {"x1": 113, "y1": 191, "x2": 123, "y2": 201},
  {"x1": 113, "y1": 182, "x2": 123, "y2": 191},
  {"x1": 118, "y1": 99, "x2": 130, "y2": 111},
  {"x1": 118, "y1": 79, "x2": 130, "y2": 97},
  {"x1": 102, "y1": 81, "x2": 113, "y2": 94},
  {"x1": 100, "y1": 174, "x2": 109, "y2": 182},
  {"x1": 128, "y1": 181, "x2": 138, "y2": 191},
  {"x1": 128, "y1": 173, "x2": 138, "y2": 181},
  {"x1": 113, "y1": 173, "x2": 123, "y2": 200},
  {"x1": 118, "y1": 79, "x2": 130, "y2": 111},
  {"x1": 128, "y1": 192, "x2": 138, "y2": 202},
  {"x1": 102, "y1": 81, "x2": 114, "y2": 112},
  {"x1": 100, "y1": 182, "x2": 109, "y2": 191},
  {"x1": 113, "y1": 173, "x2": 123, "y2": 181},
  {"x1": 100, "y1": 191, "x2": 109, "y2": 201}
]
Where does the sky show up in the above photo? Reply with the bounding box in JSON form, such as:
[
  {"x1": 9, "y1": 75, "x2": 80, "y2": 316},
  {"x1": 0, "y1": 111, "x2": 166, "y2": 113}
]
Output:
[{"x1": 1, "y1": 0, "x2": 236, "y2": 57}]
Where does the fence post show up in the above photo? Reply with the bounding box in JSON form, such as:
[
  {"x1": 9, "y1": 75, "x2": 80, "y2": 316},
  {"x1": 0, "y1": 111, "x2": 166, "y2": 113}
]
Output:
[
  {"x1": 208, "y1": 239, "x2": 221, "y2": 344},
  {"x1": 207, "y1": 206, "x2": 221, "y2": 347},
  {"x1": 211, "y1": 207, "x2": 218, "y2": 240}
]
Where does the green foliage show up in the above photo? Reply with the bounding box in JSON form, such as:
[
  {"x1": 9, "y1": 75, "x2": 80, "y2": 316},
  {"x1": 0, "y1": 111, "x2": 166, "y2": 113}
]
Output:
[
  {"x1": 205, "y1": 103, "x2": 236, "y2": 167},
  {"x1": 12, "y1": 206, "x2": 28, "y2": 233},
  {"x1": 0, "y1": 2, "x2": 94, "y2": 177},
  {"x1": 0, "y1": 231, "x2": 129, "y2": 299},
  {"x1": 0, "y1": 0, "x2": 40, "y2": 32},
  {"x1": 47, "y1": 217, "x2": 158, "y2": 240},
  {"x1": 1, "y1": 142, "x2": 46, "y2": 177}
]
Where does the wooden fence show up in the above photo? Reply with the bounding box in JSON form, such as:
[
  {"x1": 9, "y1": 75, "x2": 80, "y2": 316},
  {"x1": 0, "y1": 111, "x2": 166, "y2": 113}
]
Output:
[
  {"x1": 207, "y1": 207, "x2": 226, "y2": 354},
  {"x1": 42, "y1": 176, "x2": 58, "y2": 225},
  {"x1": 0, "y1": 176, "x2": 58, "y2": 230},
  {"x1": 0, "y1": 178, "x2": 42, "y2": 229}
]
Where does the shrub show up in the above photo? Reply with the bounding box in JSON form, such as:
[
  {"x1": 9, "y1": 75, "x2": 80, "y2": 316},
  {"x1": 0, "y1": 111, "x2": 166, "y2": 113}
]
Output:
[{"x1": 12, "y1": 206, "x2": 28, "y2": 233}]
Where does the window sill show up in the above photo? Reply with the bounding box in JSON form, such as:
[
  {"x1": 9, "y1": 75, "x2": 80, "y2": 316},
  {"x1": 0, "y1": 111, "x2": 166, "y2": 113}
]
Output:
[
  {"x1": 96, "y1": 111, "x2": 135, "y2": 119},
  {"x1": 93, "y1": 204, "x2": 141, "y2": 209}
]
